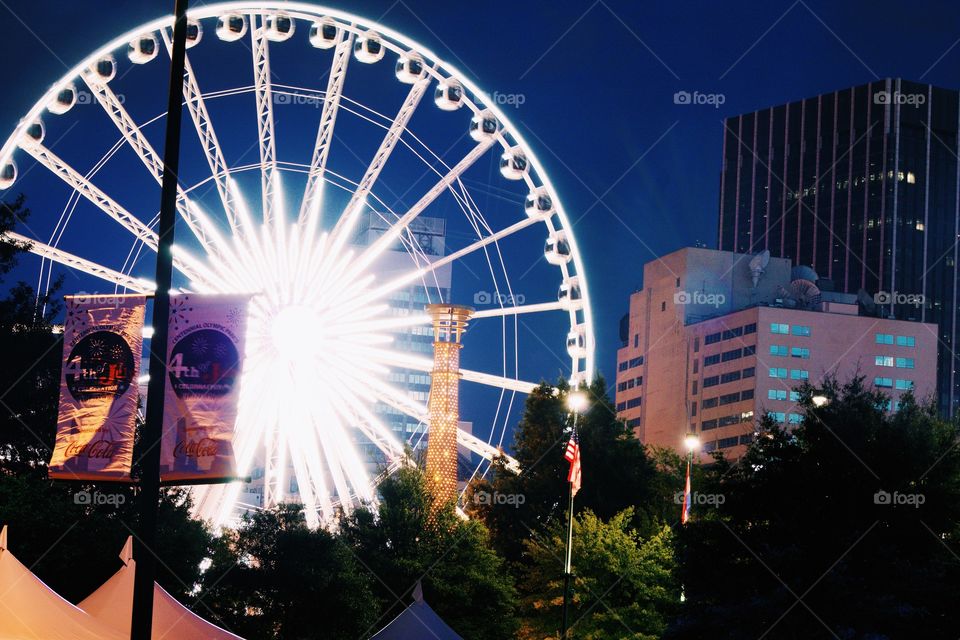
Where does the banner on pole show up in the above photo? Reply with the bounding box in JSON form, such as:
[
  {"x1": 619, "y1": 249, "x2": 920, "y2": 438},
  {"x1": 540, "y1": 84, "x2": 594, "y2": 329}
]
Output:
[
  {"x1": 49, "y1": 294, "x2": 146, "y2": 481},
  {"x1": 159, "y1": 294, "x2": 250, "y2": 483}
]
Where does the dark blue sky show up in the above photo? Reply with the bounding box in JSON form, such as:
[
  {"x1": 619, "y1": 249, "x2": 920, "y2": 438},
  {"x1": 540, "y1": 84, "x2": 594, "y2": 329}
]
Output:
[{"x1": 3, "y1": 0, "x2": 960, "y2": 387}]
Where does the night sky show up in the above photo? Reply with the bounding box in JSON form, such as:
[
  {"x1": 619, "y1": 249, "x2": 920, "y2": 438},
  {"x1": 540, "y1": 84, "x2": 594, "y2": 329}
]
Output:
[{"x1": 2, "y1": 0, "x2": 960, "y2": 445}]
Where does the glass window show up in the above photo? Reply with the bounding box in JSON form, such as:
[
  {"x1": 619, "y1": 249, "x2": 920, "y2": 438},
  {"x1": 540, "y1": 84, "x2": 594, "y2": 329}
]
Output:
[
  {"x1": 770, "y1": 412, "x2": 786, "y2": 422},
  {"x1": 791, "y1": 325, "x2": 811, "y2": 336},
  {"x1": 705, "y1": 332, "x2": 722, "y2": 345},
  {"x1": 790, "y1": 369, "x2": 809, "y2": 380},
  {"x1": 895, "y1": 357, "x2": 914, "y2": 369},
  {"x1": 791, "y1": 347, "x2": 810, "y2": 359},
  {"x1": 702, "y1": 419, "x2": 718, "y2": 431},
  {"x1": 721, "y1": 348, "x2": 742, "y2": 362},
  {"x1": 789, "y1": 390, "x2": 800, "y2": 401},
  {"x1": 703, "y1": 376, "x2": 720, "y2": 388},
  {"x1": 742, "y1": 367, "x2": 755, "y2": 378},
  {"x1": 743, "y1": 345, "x2": 756, "y2": 356},
  {"x1": 701, "y1": 397, "x2": 718, "y2": 409},
  {"x1": 876, "y1": 333, "x2": 894, "y2": 345},
  {"x1": 771, "y1": 323, "x2": 789, "y2": 334},
  {"x1": 704, "y1": 354, "x2": 721, "y2": 366},
  {"x1": 768, "y1": 389, "x2": 787, "y2": 400},
  {"x1": 896, "y1": 335, "x2": 915, "y2": 347},
  {"x1": 744, "y1": 323, "x2": 757, "y2": 335},
  {"x1": 769, "y1": 367, "x2": 788, "y2": 378},
  {"x1": 626, "y1": 397, "x2": 642, "y2": 408},
  {"x1": 770, "y1": 345, "x2": 788, "y2": 357},
  {"x1": 895, "y1": 379, "x2": 914, "y2": 390},
  {"x1": 618, "y1": 361, "x2": 629, "y2": 372},
  {"x1": 788, "y1": 413, "x2": 803, "y2": 424},
  {"x1": 874, "y1": 377, "x2": 893, "y2": 388},
  {"x1": 720, "y1": 371, "x2": 742, "y2": 384},
  {"x1": 875, "y1": 356, "x2": 894, "y2": 367}
]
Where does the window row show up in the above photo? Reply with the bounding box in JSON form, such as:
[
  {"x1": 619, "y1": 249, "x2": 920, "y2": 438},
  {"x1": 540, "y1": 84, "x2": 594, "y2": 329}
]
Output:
[
  {"x1": 616, "y1": 376, "x2": 643, "y2": 392},
  {"x1": 875, "y1": 333, "x2": 916, "y2": 347},
  {"x1": 768, "y1": 411, "x2": 803, "y2": 424},
  {"x1": 771, "y1": 323, "x2": 811, "y2": 336},
  {"x1": 767, "y1": 389, "x2": 801, "y2": 401},
  {"x1": 617, "y1": 355, "x2": 644, "y2": 372},
  {"x1": 874, "y1": 377, "x2": 914, "y2": 390},
  {"x1": 702, "y1": 410, "x2": 754, "y2": 431},
  {"x1": 769, "y1": 368, "x2": 809, "y2": 380},
  {"x1": 769, "y1": 345, "x2": 810, "y2": 358},
  {"x1": 702, "y1": 389, "x2": 755, "y2": 410},
  {"x1": 702, "y1": 322, "x2": 758, "y2": 347},
  {"x1": 703, "y1": 433, "x2": 753, "y2": 452},
  {"x1": 702, "y1": 366, "x2": 756, "y2": 389},
  {"x1": 874, "y1": 356, "x2": 914, "y2": 369}
]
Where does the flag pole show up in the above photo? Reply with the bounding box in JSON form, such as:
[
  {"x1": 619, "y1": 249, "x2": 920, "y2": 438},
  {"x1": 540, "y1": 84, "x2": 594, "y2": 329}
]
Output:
[
  {"x1": 131, "y1": 0, "x2": 189, "y2": 638},
  {"x1": 561, "y1": 474, "x2": 574, "y2": 639}
]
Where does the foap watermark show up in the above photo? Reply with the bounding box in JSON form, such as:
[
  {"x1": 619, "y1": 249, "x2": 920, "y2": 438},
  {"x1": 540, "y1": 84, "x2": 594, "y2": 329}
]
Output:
[
  {"x1": 491, "y1": 91, "x2": 526, "y2": 108},
  {"x1": 74, "y1": 490, "x2": 127, "y2": 507},
  {"x1": 874, "y1": 490, "x2": 925, "y2": 508},
  {"x1": 473, "y1": 490, "x2": 525, "y2": 508},
  {"x1": 274, "y1": 92, "x2": 322, "y2": 108},
  {"x1": 874, "y1": 290, "x2": 924, "y2": 307},
  {"x1": 673, "y1": 90, "x2": 725, "y2": 109},
  {"x1": 73, "y1": 291, "x2": 125, "y2": 307},
  {"x1": 674, "y1": 290, "x2": 726, "y2": 308},
  {"x1": 674, "y1": 491, "x2": 725, "y2": 506},
  {"x1": 473, "y1": 291, "x2": 525, "y2": 306},
  {"x1": 75, "y1": 90, "x2": 125, "y2": 106},
  {"x1": 874, "y1": 91, "x2": 926, "y2": 108}
]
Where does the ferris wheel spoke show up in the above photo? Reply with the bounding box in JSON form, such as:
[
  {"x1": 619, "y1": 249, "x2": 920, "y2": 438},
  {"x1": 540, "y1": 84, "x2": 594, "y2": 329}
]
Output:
[
  {"x1": 352, "y1": 215, "x2": 545, "y2": 308},
  {"x1": 472, "y1": 301, "x2": 565, "y2": 319},
  {"x1": 328, "y1": 77, "x2": 432, "y2": 252},
  {"x1": 14, "y1": 147, "x2": 209, "y2": 283},
  {"x1": 298, "y1": 32, "x2": 354, "y2": 235},
  {"x1": 80, "y1": 72, "x2": 227, "y2": 257},
  {"x1": 4, "y1": 231, "x2": 155, "y2": 293},
  {"x1": 348, "y1": 138, "x2": 497, "y2": 277},
  {"x1": 250, "y1": 14, "x2": 279, "y2": 226},
  {"x1": 456, "y1": 427, "x2": 521, "y2": 474},
  {"x1": 160, "y1": 28, "x2": 241, "y2": 235}
]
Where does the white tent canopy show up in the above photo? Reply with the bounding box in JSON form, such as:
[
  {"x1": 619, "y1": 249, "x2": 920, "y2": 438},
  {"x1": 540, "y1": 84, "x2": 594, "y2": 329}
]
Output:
[
  {"x1": 370, "y1": 582, "x2": 464, "y2": 640},
  {"x1": 78, "y1": 536, "x2": 244, "y2": 640},
  {"x1": 0, "y1": 525, "x2": 127, "y2": 640}
]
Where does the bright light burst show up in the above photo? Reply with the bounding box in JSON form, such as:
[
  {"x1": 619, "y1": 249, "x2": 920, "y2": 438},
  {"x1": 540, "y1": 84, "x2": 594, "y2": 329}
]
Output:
[{"x1": 186, "y1": 180, "x2": 441, "y2": 528}]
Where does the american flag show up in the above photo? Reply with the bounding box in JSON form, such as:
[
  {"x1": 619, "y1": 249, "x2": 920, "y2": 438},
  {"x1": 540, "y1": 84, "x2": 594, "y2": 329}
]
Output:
[
  {"x1": 564, "y1": 426, "x2": 582, "y2": 497},
  {"x1": 681, "y1": 459, "x2": 692, "y2": 525}
]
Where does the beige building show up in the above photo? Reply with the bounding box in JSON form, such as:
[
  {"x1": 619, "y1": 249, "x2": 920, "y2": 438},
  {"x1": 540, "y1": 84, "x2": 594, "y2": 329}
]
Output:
[{"x1": 616, "y1": 247, "x2": 937, "y2": 458}]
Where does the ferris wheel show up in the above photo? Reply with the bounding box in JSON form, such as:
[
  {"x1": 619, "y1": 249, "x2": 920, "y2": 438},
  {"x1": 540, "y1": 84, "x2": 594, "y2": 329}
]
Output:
[{"x1": 0, "y1": 2, "x2": 594, "y2": 527}]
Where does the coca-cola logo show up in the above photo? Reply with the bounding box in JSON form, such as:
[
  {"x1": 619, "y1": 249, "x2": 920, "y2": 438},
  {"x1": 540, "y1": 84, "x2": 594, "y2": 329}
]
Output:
[
  {"x1": 64, "y1": 331, "x2": 135, "y2": 401},
  {"x1": 174, "y1": 437, "x2": 219, "y2": 458},
  {"x1": 168, "y1": 328, "x2": 239, "y2": 398},
  {"x1": 64, "y1": 439, "x2": 119, "y2": 459}
]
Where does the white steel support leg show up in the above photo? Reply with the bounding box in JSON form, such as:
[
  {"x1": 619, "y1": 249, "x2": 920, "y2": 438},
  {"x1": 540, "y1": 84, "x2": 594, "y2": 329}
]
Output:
[
  {"x1": 328, "y1": 77, "x2": 432, "y2": 250},
  {"x1": 299, "y1": 32, "x2": 354, "y2": 236},
  {"x1": 160, "y1": 29, "x2": 241, "y2": 235},
  {"x1": 250, "y1": 14, "x2": 278, "y2": 226}
]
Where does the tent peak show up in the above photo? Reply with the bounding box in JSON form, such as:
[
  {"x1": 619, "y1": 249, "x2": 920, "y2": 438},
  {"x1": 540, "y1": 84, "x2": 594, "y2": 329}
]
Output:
[
  {"x1": 119, "y1": 536, "x2": 134, "y2": 565},
  {"x1": 412, "y1": 580, "x2": 423, "y2": 603},
  {"x1": 0, "y1": 525, "x2": 6, "y2": 552}
]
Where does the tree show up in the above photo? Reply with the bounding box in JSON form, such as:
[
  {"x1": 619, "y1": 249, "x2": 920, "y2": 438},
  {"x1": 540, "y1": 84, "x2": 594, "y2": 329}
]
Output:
[
  {"x1": 671, "y1": 377, "x2": 960, "y2": 639},
  {"x1": 340, "y1": 466, "x2": 519, "y2": 640},
  {"x1": 467, "y1": 377, "x2": 662, "y2": 564},
  {"x1": 200, "y1": 503, "x2": 379, "y2": 639},
  {"x1": 519, "y1": 508, "x2": 677, "y2": 640},
  {"x1": 0, "y1": 195, "x2": 63, "y2": 476}
]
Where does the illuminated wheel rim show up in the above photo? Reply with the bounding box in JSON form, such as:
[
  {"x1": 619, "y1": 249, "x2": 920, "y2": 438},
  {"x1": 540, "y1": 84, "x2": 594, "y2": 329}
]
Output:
[{"x1": 0, "y1": 2, "x2": 594, "y2": 527}]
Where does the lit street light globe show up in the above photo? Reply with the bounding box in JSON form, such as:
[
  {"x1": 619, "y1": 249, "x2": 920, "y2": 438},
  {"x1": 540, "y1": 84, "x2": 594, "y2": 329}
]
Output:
[
  {"x1": 684, "y1": 433, "x2": 700, "y2": 453},
  {"x1": 566, "y1": 390, "x2": 589, "y2": 414}
]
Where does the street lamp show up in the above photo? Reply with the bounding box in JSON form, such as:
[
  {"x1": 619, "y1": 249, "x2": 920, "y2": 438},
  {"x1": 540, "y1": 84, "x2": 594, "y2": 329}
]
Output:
[
  {"x1": 684, "y1": 433, "x2": 701, "y2": 454},
  {"x1": 561, "y1": 388, "x2": 588, "y2": 640},
  {"x1": 566, "y1": 390, "x2": 588, "y2": 414},
  {"x1": 811, "y1": 394, "x2": 829, "y2": 407}
]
